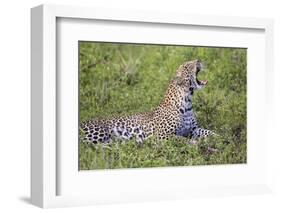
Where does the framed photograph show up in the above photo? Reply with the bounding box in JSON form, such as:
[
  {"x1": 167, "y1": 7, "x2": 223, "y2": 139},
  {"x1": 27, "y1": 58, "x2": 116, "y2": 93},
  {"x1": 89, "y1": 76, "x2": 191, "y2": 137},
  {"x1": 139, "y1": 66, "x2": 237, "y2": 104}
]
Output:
[{"x1": 31, "y1": 4, "x2": 274, "y2": 208}]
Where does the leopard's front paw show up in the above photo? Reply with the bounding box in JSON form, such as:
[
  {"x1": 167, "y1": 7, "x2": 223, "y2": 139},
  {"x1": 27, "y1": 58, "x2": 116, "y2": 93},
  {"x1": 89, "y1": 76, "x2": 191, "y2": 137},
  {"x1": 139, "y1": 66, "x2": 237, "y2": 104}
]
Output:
[{"x1": 188, "y1": 139, "x2": 199, "y2": 145}]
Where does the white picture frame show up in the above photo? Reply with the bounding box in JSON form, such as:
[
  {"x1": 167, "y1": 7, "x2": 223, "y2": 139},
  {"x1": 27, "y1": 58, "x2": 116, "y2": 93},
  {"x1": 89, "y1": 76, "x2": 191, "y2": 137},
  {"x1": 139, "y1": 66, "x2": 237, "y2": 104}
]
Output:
[{"x1": 31, "y1": 4, "x2": 274, "y2": 208}]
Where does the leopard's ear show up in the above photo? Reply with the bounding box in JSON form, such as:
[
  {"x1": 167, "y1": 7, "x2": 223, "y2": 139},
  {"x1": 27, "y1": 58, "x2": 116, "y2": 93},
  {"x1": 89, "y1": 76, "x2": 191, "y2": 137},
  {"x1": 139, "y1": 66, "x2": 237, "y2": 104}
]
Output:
[{"x1": 174, "y1": 76, "x2": 184, "y2": 86}]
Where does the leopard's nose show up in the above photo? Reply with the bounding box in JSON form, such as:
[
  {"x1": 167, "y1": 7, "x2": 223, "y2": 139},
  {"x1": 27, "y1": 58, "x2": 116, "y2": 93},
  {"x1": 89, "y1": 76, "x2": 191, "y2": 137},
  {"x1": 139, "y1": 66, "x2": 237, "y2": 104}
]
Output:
[{"x1": 196, "y1": 60, "x2": 202, "y2": 71}]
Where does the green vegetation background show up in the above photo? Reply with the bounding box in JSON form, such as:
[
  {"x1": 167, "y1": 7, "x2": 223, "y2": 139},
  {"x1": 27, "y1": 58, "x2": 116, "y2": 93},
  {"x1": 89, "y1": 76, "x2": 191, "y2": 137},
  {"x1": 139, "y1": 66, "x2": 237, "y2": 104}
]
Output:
[{"x1": 79, "y1": 42, "x2": 247, "y2": 170}]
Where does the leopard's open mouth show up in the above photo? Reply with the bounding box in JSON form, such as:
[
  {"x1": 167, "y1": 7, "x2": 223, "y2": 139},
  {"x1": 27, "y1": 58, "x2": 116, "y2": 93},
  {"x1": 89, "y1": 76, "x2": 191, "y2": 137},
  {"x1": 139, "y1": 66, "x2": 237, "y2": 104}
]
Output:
[{"x1": 196, "y1": 64, "x2": 208, "y2": 86}]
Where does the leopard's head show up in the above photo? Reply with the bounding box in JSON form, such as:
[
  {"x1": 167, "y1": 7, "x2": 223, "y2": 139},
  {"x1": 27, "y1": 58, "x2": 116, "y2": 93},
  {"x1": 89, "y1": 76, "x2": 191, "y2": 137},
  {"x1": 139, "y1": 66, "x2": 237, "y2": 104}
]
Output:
[{"x1": 175, "y1": 59, "x2": 207, "y2": 90}]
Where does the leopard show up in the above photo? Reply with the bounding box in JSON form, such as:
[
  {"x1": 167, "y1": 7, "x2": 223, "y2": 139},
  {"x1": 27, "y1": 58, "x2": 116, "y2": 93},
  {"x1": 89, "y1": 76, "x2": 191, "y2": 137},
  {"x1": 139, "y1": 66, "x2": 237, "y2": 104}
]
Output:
[{"x1": 80, "y1": 59, "x2": 216, "y2": 145}]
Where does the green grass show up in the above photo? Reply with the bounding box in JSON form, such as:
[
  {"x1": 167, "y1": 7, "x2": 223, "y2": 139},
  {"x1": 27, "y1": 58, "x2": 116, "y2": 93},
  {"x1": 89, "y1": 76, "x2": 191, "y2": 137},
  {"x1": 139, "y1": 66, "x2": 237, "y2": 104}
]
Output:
[{"x1": 79, "y1": 42, "x2": 247, "y2": 170}]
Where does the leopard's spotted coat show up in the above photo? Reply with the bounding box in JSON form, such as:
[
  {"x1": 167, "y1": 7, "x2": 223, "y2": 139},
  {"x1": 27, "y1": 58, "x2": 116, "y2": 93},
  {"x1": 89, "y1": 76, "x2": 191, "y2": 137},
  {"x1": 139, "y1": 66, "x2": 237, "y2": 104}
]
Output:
[{"x1": 80, "y1": 59, "x2": 215, "y2": 144}]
